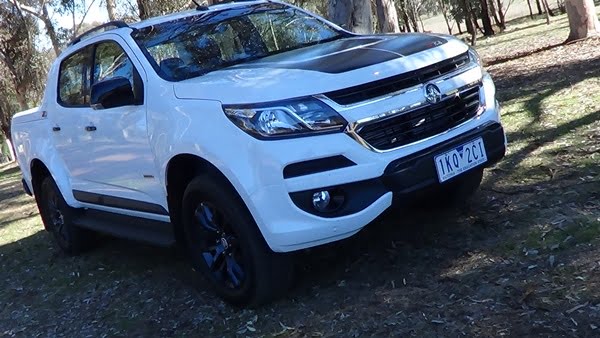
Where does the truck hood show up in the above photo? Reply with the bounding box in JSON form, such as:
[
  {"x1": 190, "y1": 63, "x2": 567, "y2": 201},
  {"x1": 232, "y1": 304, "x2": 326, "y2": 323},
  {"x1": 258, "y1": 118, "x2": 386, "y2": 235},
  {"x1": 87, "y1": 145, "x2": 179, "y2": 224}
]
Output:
[{"x1": 173, "y1": 33, "x2": 468, "y2": 104}]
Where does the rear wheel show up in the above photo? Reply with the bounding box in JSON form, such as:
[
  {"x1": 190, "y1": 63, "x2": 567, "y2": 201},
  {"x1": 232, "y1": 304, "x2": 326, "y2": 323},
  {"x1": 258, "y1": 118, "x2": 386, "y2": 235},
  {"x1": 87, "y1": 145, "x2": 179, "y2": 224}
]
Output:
[
  {"x1": 182, "y1": 175, "x2": 293, "y2": 306},
  {"x1": 37, "y1": 176, "x2": 92, "y2": 255}
]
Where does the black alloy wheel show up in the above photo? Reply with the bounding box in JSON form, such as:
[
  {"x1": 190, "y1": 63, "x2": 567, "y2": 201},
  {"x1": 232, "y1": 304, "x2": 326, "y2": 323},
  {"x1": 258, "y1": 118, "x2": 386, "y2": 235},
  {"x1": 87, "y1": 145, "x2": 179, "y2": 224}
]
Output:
[
  {"x1": 182, "y1": 174, "x2": 293, "y2": 306},
  {"x1": 194, "y1": 202, "x2": 246, "y2": 290}
]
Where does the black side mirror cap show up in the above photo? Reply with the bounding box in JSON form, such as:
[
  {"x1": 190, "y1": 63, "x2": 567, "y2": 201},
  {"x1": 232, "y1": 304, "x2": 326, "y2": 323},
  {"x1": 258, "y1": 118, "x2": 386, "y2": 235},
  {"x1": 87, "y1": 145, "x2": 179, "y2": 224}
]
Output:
[{"x1": 90, "y1": 77, "x2": 135, "y2": 110}]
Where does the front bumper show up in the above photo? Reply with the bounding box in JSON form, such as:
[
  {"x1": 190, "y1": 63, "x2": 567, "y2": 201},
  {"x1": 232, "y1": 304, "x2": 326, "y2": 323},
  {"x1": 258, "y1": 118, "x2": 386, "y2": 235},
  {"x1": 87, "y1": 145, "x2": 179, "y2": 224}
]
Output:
[
  {"x1": 289, "y1": 121, "x2": 505, "y2": 217},
  {"x1": 239, "y1": 75, "x2": 506, "y2": 252}
]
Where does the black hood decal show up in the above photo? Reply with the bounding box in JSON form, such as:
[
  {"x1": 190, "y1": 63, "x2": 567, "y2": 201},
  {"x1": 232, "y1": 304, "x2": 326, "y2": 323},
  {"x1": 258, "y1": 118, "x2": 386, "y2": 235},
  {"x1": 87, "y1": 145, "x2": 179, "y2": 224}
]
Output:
[{"x1": 234, "y1": 34, "x2": 447, "y2": 74}]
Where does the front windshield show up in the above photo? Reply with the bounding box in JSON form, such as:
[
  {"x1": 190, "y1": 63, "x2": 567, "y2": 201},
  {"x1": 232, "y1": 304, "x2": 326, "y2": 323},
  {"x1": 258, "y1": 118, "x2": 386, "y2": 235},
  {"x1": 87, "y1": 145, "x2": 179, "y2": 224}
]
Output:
[{"x1": 132, "y1": 4, "x2": 344, "y2": 81}]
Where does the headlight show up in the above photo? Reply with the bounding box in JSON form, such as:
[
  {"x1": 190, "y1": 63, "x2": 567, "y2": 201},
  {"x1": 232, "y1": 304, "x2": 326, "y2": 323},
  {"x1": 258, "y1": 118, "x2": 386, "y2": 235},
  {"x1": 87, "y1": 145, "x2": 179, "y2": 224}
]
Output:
[
  {"x1": 223, "y1": 98, "x2": 347, "y2": 139},
  {"x1": 468, "y1": 47, "x2": 481, "y2": 66}
]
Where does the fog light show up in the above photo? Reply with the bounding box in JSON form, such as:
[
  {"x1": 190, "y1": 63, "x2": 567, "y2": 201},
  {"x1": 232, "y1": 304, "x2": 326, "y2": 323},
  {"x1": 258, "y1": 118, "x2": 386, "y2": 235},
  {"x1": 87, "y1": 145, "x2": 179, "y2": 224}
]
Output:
[{"x1": 312, "y1": 190, "x2": 331, "y2": 212}]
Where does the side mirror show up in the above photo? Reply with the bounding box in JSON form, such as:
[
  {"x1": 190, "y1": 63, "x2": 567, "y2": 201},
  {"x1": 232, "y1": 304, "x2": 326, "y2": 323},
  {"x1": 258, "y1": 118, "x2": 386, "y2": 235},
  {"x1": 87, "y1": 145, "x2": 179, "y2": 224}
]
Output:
[{"x1": 90, "y1": 77, "x2": 135, "y2": 110}]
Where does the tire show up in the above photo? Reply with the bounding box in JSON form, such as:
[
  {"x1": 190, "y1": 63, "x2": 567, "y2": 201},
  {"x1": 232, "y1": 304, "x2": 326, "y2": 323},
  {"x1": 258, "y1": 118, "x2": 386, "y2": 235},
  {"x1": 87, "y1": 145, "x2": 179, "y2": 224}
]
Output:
[
  {"x1": 418, "y1": 168, "x2": 483, "y2": 210},
  {"x1": 181, "y1": 175, "x2": 293, "y2": 306},
  {"x1": 37, "y1": 176, "x2": 93, "y2": 255},
  {"x1": 434, "y1": 167, "x2": 484, "y2": 208}
]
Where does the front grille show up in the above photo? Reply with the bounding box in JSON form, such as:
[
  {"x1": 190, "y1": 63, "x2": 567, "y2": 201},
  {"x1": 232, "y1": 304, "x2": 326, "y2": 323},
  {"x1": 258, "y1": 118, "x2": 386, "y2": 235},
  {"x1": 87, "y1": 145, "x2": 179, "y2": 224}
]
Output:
[
  {"x1": 325, "y1": 52, "x2": 469, "y2": 106},
  {"x1": 356, "y1": 85, "x2": 481, "y2": 151}
]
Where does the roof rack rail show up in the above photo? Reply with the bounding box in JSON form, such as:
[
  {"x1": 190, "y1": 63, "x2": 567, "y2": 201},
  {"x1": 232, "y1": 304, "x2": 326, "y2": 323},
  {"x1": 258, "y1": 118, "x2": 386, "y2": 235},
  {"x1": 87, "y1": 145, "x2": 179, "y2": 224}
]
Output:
[
  {"x1": 69, "y1": 21, "x2": 130, "y2": 46},
  {"x1": 210, "y1": 0, "x2": 264, "y2": 5}
]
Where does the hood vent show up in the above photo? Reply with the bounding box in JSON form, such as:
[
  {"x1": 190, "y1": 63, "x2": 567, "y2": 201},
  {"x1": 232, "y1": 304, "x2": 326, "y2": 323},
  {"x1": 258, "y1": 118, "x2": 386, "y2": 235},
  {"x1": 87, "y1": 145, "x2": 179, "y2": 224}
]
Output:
[{"x1": 324, "y1": 52, "x2": 469, "y2": 106}]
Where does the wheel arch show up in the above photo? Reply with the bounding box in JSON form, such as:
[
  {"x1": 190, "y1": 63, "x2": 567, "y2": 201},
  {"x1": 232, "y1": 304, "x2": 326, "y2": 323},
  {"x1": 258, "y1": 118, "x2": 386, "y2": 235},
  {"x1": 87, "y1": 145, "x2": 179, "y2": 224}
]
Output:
[
  {"x1": 30, "y1": 158, "x2": 51, "y2": 196},
  {"x1": 165, "y1": 153, "x2": 255, "y2": 247},
  {"x1": 29, "y1": 157, "x2": 78, "y2": 207}
]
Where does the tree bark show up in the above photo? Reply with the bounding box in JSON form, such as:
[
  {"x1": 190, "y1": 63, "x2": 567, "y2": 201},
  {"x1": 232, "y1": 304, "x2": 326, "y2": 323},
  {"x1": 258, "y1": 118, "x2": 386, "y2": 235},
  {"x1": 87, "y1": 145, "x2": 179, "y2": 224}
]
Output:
[
  {"x1": 496, "y1": 0, "x2": 507, "y2": 29},
  {"x1": 137, "y1": 0, "x2": 149, "y2": 20},
  {"x1": 478, "y1": 0, "x2": 495, "y2": 36},
  {"x1": 459, "y1": 0, "x2": 477, "y2": 44},
  {"x1": 541, "y1": 0, "x2": 552, "y2": 23},
  {"x1": 469, "y1": 3, "x2": 482, "y2": 32},
  {"x1": 1, "y1": 126, "x2": 15, "y2": 162},
  {"x1": 352, "y1": 0, "x2": 373, "y2": 33},
  {"x1": 490, "y1": 0, "x2": 502, "y2": 28},
  {"x1": 106, "y1": 0, "x2": 117, "y2": 21},
  {"x1": 535, "y1": 0, "x2": 543, "y2": 14},
  {"x1": 328, "y1": 0, "x2": 373, "y2": 34},
  {"x1": 441, "y1": 8, "x2": 453, "y2": 34},
  {"x1": 526, "y1": 0, "x2": 535, "y2": 18},
  {"x1": 456, "y1": 19, "x2": 463, "y2": 34},
  {"x1": 398, "y1": 0, "x2": 412, "y2": 32},
  {"x1": 565, "y1": 0, "x2": 600, "y2": 41},
  {"x1": 375, "y1": 0, "x2": 400, "y2": 33}
]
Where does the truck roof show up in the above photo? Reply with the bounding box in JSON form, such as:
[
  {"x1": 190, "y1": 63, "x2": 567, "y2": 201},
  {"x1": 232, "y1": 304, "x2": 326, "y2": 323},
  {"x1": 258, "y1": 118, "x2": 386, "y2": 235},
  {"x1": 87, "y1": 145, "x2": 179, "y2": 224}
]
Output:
[
  {"x1": 67, "y1": 0, "x2": 271, "y2": 49},
  {"x1": 129, "y1": 0, "x2": 269, "y2": 30}
]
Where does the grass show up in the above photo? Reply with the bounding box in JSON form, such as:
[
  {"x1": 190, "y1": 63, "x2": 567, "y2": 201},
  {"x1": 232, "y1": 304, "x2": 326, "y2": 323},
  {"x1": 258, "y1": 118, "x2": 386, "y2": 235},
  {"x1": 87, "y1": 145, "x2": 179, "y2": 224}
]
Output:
[{"x1": 1, "y1": 11, "x2": 600, "y2": 337}]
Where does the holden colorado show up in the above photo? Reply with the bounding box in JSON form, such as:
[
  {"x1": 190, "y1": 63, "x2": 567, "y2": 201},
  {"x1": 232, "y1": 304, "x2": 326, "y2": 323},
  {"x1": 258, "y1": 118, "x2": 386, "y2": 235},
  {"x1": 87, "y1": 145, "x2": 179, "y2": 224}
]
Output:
[{"x1": 11, "y1": 0, "x2": 506, "y2": 305}]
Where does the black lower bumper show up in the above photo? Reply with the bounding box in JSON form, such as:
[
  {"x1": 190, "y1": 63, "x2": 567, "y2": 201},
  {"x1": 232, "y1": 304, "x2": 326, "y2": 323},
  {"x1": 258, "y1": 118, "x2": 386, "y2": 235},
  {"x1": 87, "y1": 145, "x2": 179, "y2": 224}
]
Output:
[
  {"x1": 289, "y1": 122, "x2": 506, "y2": 217},
  {"x1": 382, "y1": 122, "x2": 505, "y2": 194}
]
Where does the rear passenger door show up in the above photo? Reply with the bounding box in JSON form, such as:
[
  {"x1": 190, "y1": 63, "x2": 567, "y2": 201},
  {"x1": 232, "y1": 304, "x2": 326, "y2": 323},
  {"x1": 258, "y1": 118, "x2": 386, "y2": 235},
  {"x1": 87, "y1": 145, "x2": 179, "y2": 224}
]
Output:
[{"x1": 73, "y1": 38, "x2": 167, "y2": 217}]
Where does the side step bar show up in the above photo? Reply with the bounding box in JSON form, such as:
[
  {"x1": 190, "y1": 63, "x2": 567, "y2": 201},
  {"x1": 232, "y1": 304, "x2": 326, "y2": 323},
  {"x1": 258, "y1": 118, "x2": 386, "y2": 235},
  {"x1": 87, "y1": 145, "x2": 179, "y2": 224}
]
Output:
[{"x1": 72, "y1": 209, "x2": 176, "y2": 247}]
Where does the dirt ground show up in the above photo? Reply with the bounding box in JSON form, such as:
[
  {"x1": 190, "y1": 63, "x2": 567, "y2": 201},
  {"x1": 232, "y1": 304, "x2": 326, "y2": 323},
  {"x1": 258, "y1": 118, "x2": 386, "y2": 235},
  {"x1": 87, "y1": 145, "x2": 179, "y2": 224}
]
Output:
[{"x1": 1, "y1": 14, "x2": 600, "y2": 338}]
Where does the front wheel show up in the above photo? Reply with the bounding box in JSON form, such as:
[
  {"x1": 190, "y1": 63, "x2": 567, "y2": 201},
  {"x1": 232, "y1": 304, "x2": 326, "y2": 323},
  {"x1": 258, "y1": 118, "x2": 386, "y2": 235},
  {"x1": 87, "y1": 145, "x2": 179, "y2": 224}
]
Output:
[
  {"x1": 181, "y1": 175, "x2": 293, "y2": 306},
  {"x1": 434, "y1": 167, "x2": 484, "y2": 208}
]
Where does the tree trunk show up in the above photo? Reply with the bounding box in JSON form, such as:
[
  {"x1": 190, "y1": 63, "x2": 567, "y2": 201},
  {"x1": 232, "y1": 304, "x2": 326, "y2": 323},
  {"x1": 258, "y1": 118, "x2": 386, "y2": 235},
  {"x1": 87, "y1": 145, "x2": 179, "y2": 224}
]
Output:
[
  {"x1": 460, "y1": 0, "x2": 477, "y2": 44},
  {"x1": 328, "y1": 0, "x2": 373, "y2": 34},
  {"x1": 496, "y1": 0, "x2": 507, "y2": 29},
  {"x1": 398, "y1": 0, "x2": 412, "y2": 32},
  {"x1": 565, "y1": 0, "x2": 600, "y2": 41},
  {"x1": 527, "y1": 0, "x2": 535, "y2": 18},
  {"x1": 469, "y1": 3, "x2": 483, "y2": 32},
  {"x1": 375, "y1": 0, "x2": 400, "y2": 33},
  {"x1": 478, "y1": 0, "x2": 494, "y2": 35},
  {"x1": 350, "y1": 0, "x2": 373, "y2": 34},
  {"x1": 541, "y1": 0, "x2": 552, "y2": 23},
  {"x1": 410, "y1": 13, "x2": 420, "y2": 32},
  {"x1": 441, "y1": 9, "x2": 453, "y2": 34},
  {"x1": 137, "y1": 0, "x2": 149, "y2": 20},
  {"x1": 490, "y1": 0, "x2": 502, "y2": 28},
  {"x1": 535, "y1": 0, "x2": 543, "y2": 14},
  {"x1": 40, "y1": 5, "x2": 61, "y2": 56},
  {"x1": 106, "y1": 0, "x2": 117, "y2": 21},
  {"x1": 407, "y1": 5, "x2": 420, "y2": 32},
  {"x1": 543, "y1": 0, "x2": 555, "y2": 16},
  {"x1": 456, "y1": 18, "x2": 463, "y2": 34},
  {"x1": 1, "y1": 126, "x2": 15, "y2": 162}
]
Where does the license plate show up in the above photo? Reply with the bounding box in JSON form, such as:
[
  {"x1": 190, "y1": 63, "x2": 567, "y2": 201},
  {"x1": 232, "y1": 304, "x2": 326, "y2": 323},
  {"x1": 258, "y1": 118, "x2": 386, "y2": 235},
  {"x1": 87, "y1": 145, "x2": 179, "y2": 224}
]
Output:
[{"x1": 434, "y1": 137, "x2": 487, "y2": 183}]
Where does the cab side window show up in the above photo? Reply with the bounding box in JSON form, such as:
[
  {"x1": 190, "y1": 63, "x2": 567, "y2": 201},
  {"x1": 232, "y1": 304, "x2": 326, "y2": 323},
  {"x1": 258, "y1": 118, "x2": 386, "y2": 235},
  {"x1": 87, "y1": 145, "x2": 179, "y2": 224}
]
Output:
[
  {"x1": 58, "y1": 47, "x2": 92, "y2": 107},
  {"x1": 93, "y1": 41, "x2": 144, "y2": 104}
]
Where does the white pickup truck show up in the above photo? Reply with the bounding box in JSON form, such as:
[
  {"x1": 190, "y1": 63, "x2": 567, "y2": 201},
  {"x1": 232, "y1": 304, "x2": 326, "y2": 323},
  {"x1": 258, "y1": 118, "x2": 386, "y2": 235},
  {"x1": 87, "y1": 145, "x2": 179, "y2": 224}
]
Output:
[{"x1": 11, "y1": 0, "x2": 506, "y2": 305}]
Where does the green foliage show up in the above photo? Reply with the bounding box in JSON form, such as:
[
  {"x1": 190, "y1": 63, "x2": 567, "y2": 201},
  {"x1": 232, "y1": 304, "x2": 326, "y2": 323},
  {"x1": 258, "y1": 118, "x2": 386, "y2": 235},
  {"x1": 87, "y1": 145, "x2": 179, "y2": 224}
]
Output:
[{"x1": 0, "y1": 1, "x2": 49, "y2": 138}]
